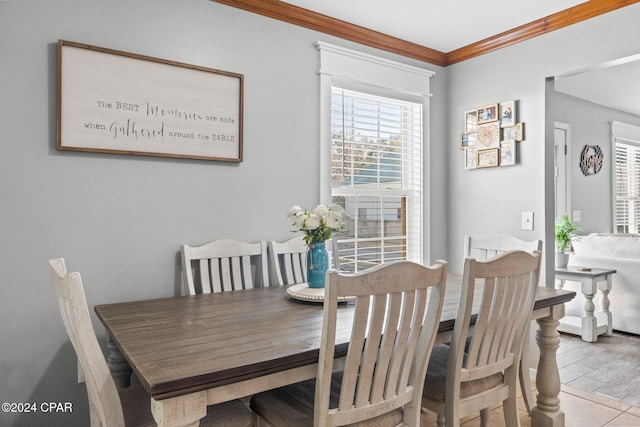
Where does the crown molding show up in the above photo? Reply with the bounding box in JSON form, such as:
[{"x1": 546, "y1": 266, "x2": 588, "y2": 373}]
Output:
[
  {"x1": 213, "y1": 0, "x2": 640, "y2": 66},
  {"x1": 213, "y1": 0, "x2": 447, "y2": 66},
  {"x1": 446, "y1": 0, "x2": 640, "y2": 64}
]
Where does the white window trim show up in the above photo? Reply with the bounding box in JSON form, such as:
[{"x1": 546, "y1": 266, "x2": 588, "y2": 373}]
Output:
[{"x1": 317, "y1": 41, "x2": 433, "y2": 265}]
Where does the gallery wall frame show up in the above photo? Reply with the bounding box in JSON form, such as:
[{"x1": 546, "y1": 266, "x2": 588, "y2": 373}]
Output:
[
  {"x1": 476, "y1": 122, "x2": 501, "y2": 149},
  {"x1": 464, "y1": 148, "x2": 477, "y2": 169},
  {"x1": 502, "y1": 123, "x2": 524, "y2": 142},
  {"x1": 460, "y1": 131, "x2": 477, "y2": 149},
  {"x1": 461, "y1": 99, "x2": 524, "y2": 169},
  {"x1": 476, "y1": 103, "x2": 499, "y2": 125},
  {"x1": 57, "y1": 40, "x2": 244, "y2": 162},
  {"x1": 500, "y1": 140, "x2": 516, "y2": 166},
  {"x1": 465, "y1": 110, "x2": 478, "y2": 132},
  {"x1": 499, "y1": 100, "x2": 516, "y2": 127},
  {"x1": 476, "y1": 148, "x2": 500, "y2": 168}
]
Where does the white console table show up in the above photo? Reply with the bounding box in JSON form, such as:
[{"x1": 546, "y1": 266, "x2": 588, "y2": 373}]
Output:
[{"x1": 555, "y1": 266, "x2": 616, "y2": 342}]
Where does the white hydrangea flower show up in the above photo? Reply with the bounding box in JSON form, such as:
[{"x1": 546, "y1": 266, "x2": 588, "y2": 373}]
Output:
[
  {"x1": 304, "y1": 214, "x2": 321, "y2": 230},
  {"x1": 291, "y1": 212, "x2": 307, "y2": 229},
  {"x1": 313, "y1": 204, "x2": 329, "y2": 217},
  {"x1": 324, "y1": 214, "x2": 341, "y2": 230},
  {"x1": 287, "y1": 205, "x2": 303, "y2": 219}
]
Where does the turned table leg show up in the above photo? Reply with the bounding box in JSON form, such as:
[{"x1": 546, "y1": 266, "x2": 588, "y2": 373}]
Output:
[
  {"x1": 106, "y1": 334, "x2": 132, "y2": 388},
  {"x1": 581, "y1": 282, "x2": 598, "y2": 343},
  {"x1": 531, "y1": 305, "x2": 565, "y2": 427},
  {"x1": 599, "y1": 276, "x2": 613, "y2": 336}
]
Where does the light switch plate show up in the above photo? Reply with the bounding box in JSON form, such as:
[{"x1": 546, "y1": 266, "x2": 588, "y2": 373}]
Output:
[
  {"x1": 572, "y1": 210, "x2": 581, "y2": 222},
  {"x1": 522, "y1": 212, "x2": 534, "y2": 230}
]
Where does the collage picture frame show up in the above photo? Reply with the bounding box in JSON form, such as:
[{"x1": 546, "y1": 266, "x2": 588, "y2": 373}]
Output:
[{"x1": 460, "y1": 100, "x2": 523, "y2": 169}]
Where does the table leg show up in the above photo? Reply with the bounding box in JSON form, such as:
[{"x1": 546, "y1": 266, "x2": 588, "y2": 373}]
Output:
[
  {"x1": 106, "y1": 334, "x2": 132, "y2": 388},
  {"x1": 599, "y1": 276, "x2": 613, "y2": 336},
  {"x1": 151, "y1": 392, "x2": 207, "y2": 427},
  {"x1": 531, "y1": 305, "x2": 565, "y2": 427},
  {"x1": 581, "y1": 280, "x2": 597, "y2": 342}
]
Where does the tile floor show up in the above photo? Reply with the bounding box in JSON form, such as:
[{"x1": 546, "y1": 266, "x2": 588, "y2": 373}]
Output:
[
  {"x1": 420, "y1": 331, "x2": 640, "y2": 426},
  {"x1": 557, "y1": 331, "x2": 640, "y2": 408}
]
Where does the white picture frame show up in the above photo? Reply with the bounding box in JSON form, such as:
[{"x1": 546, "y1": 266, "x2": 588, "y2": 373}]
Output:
[
  {"x1": 500, "y1": 140, "x2": 516, "y2": 166},
  {"x1": 500, "y1": 100, "x2": 516, "y2": 127}
]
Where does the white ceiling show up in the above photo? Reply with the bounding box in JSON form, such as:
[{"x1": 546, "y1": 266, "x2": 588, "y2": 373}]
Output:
[
  {"x1": 282, "y1": 0, "x2": 587, "y2": 52},
  {"x1": 283, "y1": 0, "x2": 640, "y2": 117},
  {"x1": 554, "y1": 55, "x2": 640, "y2": 118}
]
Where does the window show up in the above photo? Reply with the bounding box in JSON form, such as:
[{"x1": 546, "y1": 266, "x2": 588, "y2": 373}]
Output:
[
  {"x1": 613, "y1": 122, "x2": 640, "y2": 233},
  {"x1": 317, "y1": 42, "x2": 433, "y2": 272},
  {"x1": 330, "y1": 87, "x2": 422, "y2": 272}
]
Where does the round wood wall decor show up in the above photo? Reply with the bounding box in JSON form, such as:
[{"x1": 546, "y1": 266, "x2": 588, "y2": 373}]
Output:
[{"x1": 580, "y1": 145, "x2": 603, "y2": 176}]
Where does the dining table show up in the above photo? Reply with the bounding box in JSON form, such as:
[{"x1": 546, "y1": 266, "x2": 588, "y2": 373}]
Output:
[{"x1": 95, "y1": 274, "x2": 575, "y2": 427}]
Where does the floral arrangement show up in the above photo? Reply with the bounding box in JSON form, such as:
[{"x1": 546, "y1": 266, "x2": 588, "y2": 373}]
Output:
[{"x1": 287, "y1": 204, "x2": 348, "y2": 245}]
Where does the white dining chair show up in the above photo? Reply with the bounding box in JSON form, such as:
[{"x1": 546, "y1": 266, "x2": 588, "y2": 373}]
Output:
[
  {"x1": 463, "y1": 234, "x2": 542, "y2": 413},
  {"x1": 181, "y1": 238, "x2": 268, "y2": 295},
  {"x1": 464, "y1": 234, "x2": 542, "y2": 261},
  {"x1": 326, "y1": 237, "x2": 342, "y2": 271},
  {"x1": 250, "y1": 260, "x2": 448, "y2": 426},
  {"x1": 49, "y1": 258, "x2": 253, "y2": 427},
  {"x1": 422, "y1": 250, "x2": 542, "y2": 427},
  {"x1": 268, "y1": 236, "x2": 307, "y2": 286}
]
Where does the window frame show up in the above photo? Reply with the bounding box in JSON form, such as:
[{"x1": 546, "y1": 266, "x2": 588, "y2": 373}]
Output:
[{"x1": 317, "y1": 42, "x2": 433, "y2": 267}]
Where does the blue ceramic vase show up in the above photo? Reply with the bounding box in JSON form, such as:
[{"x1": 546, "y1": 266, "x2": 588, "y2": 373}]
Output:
[{"x1": 306, "y1": 241, "x2": 329, "y2": 288}]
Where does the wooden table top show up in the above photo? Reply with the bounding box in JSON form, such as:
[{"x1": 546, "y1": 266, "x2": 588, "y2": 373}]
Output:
[{"x1": 95, "y1": 275, "x2": 575, "y2": 400}]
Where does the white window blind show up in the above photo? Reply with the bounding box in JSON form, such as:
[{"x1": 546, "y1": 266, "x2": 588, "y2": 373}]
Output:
[
  {"x1": 614, "y1": 142, "x2": 640, "y2": 233},
  {"x1": 331, "y1": 87, "x2": 422, "y2": 272},
  {"x1": 613, "y1": 121, "x2": 640, "y2": 234}
]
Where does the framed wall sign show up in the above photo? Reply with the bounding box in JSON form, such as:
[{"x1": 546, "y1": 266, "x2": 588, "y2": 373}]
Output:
[{"x1": 57, "y1": 40, "x2": 244, "y2": 162}]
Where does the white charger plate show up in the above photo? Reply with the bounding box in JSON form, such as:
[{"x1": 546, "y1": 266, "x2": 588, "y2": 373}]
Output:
[{"x1": 286, "y1": 283, "x2": 355, "y2": 303}]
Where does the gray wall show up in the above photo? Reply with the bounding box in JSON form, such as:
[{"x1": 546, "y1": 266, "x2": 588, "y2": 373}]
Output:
[
  {"x1": 553, "y1": 92, "x2": 640, "y2": 234},
  {"x1": 0, "y1": 0, "x2": 447, "y2": 425},
  {"x1": 444, "y1": 4, "x2": 640, "y2": 283}
]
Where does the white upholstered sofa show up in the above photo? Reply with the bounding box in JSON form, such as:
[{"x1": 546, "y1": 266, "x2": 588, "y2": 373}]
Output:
[{"x1": 567, "y1": 233, "x2": 640, "y2": 335}]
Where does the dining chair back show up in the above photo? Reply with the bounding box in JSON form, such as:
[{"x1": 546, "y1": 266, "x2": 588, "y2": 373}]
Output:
[
  {"x1": 268, "y1": 236, "x2": 307, "y2": 286},
  {"x1": 327, "y1": 237, "x2": 342, "y2": 271},
  {"x1": 50, "y1": 258, "x2": 253, "y2": 427},
  {"x1": 463, "y1": 234, "x2": 542, "y2": 413},
  {"x1": 464, "y1": 234, "x2": 542, "y2": 260},
  {"x1": 422, "y1": 250, "x2": 542, "y2": 427},
  {"x1": 181, "y1": 238, "x2": 268, "y2": 295},
  {"x1": 250, "y1": 260, "x2": 448, "y2": 426},
  {"x1": 49, "y1": 258, "x2": 126, "y2": 427}
]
